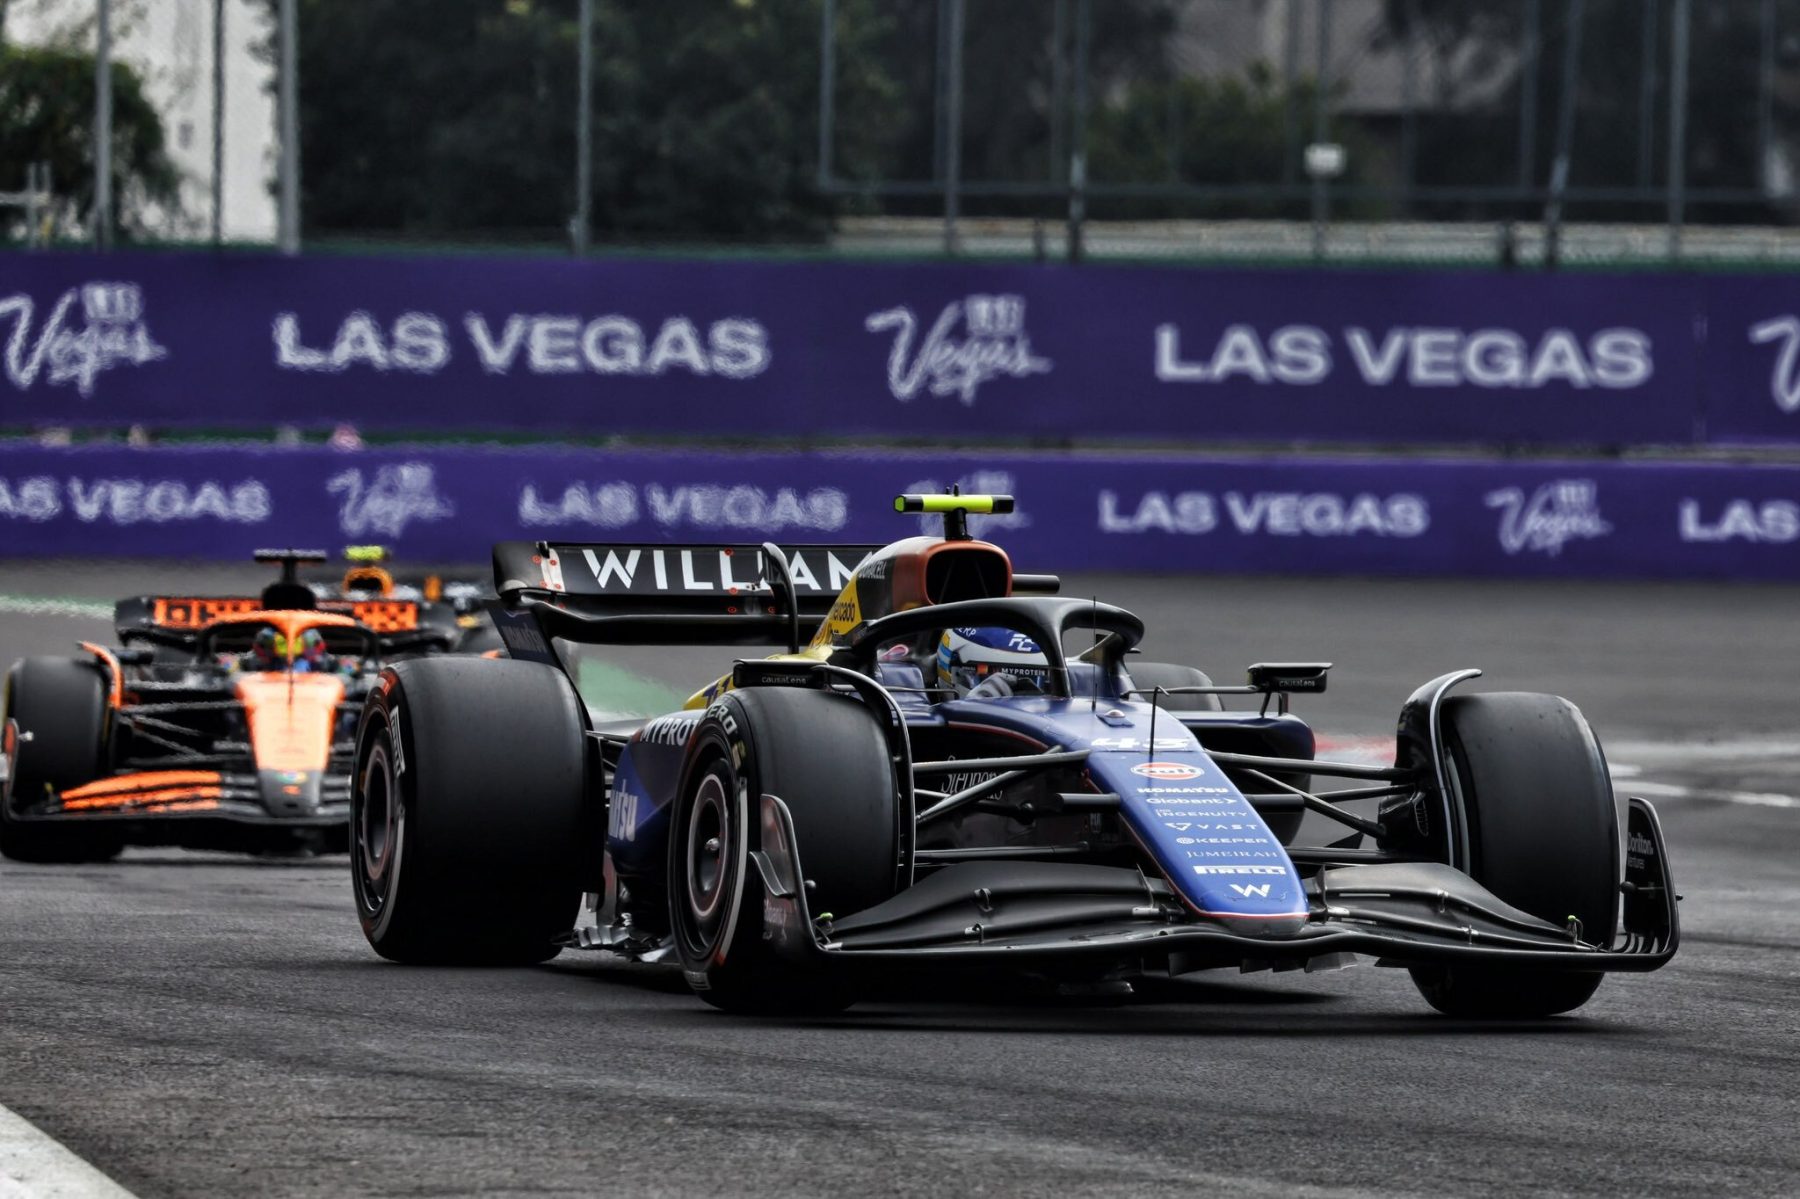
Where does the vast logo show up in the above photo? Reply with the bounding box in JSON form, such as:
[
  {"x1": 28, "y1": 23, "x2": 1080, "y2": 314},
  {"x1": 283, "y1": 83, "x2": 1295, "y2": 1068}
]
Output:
[
  {"x1": 326, "y1": 463, "x2": 454, "y2": 538},
  {"x1": 1132, "y1": 761, "x2": 1204, "y2": 781},
  {"x1": 1749, "y1": 315, "x2": 1800, "y2": 413},
  {"x1": 865, "y1": 294, "x2": 1051, "y2": 405},
  {"x1": 1486, "y1": 479, "x2": 1612, "y2": 556},
  {"x1": 0, "y1": 282, "x2": 167, "y2": 397}
]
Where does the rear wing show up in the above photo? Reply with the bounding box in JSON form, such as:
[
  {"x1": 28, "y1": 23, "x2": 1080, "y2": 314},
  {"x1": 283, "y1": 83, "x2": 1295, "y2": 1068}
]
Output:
[
  {"x1": 114, "y1": 595, "x2": 459, "y2": 653},
  {"x1": 490, "y1": 540, "x2": 883, "y2": 652}
]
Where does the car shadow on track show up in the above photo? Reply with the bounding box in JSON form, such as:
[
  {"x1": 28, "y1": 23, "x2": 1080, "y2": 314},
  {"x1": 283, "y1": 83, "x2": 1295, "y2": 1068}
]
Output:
[{"x1": 541, "y1": 953, "x2": 1648, "y2": 1038}]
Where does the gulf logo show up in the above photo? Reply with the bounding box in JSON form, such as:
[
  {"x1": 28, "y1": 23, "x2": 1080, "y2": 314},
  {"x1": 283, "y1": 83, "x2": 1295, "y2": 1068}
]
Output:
[{"x1": 1131, "y1": 761, "x2": 1204, "y2": 781}]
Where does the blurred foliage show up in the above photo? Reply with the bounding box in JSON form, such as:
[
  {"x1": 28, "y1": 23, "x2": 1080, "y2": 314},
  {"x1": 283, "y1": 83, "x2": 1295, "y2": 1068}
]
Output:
[
  {"x1": 0, "y1": 42, "x2": 179, "y2": 240},
  {"x1": 1089, "y1": 65, "x2": 1380, "y2": 218},
  {"x1": 272, "y1": 0, "x2": 898, "y2": 243},
  {"x1": 1380, "y1": 0, "x2": 1800, "y2": 221}
]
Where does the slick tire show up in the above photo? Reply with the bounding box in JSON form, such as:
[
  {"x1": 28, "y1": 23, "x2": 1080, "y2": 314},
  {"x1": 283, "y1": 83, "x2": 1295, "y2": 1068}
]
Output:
[
  {"x1": 352, "y1": 657, "x2": 588, "y2": 965},
  {"x1": 1410, "y1": 692, "x2": 1619, "y2": 1019},
  {"x1": 1125, "y1": 661, "x2": 1222, "y2": 713},
  {"x1": 1, "y1": 657, "x2": 123, "y2": 864},
  {"x1": 1128, "y1": 661, "x2": 1306, "y2": 844},
  {"x1": 669, "y1": 687, "x2": 899, "y2": 1016}
]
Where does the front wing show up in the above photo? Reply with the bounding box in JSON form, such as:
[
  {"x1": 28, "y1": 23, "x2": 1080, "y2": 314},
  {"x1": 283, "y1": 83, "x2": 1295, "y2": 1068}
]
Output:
[{"x1": 749, "y1": 793, "x2": 1679, "y2": 978}]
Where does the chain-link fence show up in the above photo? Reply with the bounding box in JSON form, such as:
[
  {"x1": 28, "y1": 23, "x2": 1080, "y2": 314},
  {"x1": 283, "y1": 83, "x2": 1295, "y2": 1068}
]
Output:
[{"x1": 10, "y1": 0, "x2": 1800, "y2": 265}]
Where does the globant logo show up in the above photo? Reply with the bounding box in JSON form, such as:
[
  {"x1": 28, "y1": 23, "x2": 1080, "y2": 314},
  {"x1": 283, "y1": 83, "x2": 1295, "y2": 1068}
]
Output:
[
  {"x1": 864, "y1": 294, "x2": 1051, "y2": 405},
  {"x1": 1487, "y1": 479, "x2": 1612, "y2": 556}
]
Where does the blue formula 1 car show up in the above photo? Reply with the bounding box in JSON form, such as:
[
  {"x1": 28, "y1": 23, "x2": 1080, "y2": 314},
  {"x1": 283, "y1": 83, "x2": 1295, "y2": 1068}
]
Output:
[{"x1": 347, "y1": 494, "x2": 1677, "y2": 1017}]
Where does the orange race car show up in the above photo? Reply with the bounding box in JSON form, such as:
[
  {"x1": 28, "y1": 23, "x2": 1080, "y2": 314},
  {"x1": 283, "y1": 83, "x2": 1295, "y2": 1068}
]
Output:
[{"x1": 0, "y1": 550, "x2": 472, "y2": 861}]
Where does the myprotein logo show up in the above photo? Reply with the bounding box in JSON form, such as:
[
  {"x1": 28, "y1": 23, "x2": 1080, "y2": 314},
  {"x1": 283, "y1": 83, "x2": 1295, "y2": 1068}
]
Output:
[
  {"x1": 864, "y1": 294, "x2": 1051, "y2": 405},
  {"x1": 326, "y1": 463, "x2": 454, "y2": 538},
  {"x1": 1487, "y1": 479, "x2": 1612, "y2": 556},
  {"x1": 1748, "y1": 315, "x2": 1800, "y2": 413},
  {"x1": 0, "y1": 281, "x2": 167, "y2": 397}
]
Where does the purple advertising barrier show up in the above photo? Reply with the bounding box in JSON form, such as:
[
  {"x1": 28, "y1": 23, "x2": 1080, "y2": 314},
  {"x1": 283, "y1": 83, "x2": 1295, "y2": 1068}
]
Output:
[
  {"x1": 0, "y1": 250, "x2": 1712, "y2": 445},
  {"x1": 1, "y1": 443, "x2": 1796, "y2": 579},
  {"x1": 1702, "y1": 274, "x2": 1800, "y2": 444}
]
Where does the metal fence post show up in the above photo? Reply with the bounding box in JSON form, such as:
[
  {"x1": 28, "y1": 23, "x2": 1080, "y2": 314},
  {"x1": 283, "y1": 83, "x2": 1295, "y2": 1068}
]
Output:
[
  {"x1": 1637, "y1": 0, "x2": 1658, "y2": 188},
  {"x1": 817, "y1": 0, "x2": 835, "y2": 189},
  {"x1": 211, "y1": 0, "x2": 225, "y2": 246},
  {"x1": 573, "y1": 0, "x2": 592, "y2": 256},
  {"x1": 1049, "y1": 0, "x2": 1068, "y2": 184},
  {"x1": 1310, "y1": 0, "x2": 1333, "y2": 263},
  {"x1": 1281, "y1": 0, "x2": 1301, "y2": 186},
  {"x1": 1758, "y1": 0, "x2": 1776, "y2": 194},
  {"x1": 277, "y1": 0, "x2": 300, "y2": 255},
  {"x1": 1667, "y1": 0, "x2": 1690, "y2": 259},
  {"x1": 1543, "y1": 0, "x2": 1586, "y2": 269},
  {"x1": 1068, "y1": 0, "x2": 1090, "y2": 264},
  {"x1": 94, "y1": 0, "x2": 112, "y2": 248},
  {"x1": 1400, "y1": 0, "x2": 1419, "y2": 212},
  {"x1": 943, "y1": 0, "x2": 963, "y2": 255},
  {"x1": 1518, "y1": 0, "x2": 1539, "y2": 194}
]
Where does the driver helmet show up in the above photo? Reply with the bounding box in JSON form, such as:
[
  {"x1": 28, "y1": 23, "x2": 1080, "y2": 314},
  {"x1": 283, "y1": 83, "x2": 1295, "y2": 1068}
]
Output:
[
  {"x1": 937, "y1": 627, "x2": 1051, "y2": 698},
  {"x1": 249, "y1": 627, "x2": 284, "y2": 670},
  {"x1": 294, "y1": 628, "x2": 329, "y2": 671}
]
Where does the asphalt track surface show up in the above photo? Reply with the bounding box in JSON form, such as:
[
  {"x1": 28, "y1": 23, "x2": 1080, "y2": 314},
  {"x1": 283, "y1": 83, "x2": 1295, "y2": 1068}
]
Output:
[{"x1": 1, "y1": 561, "x2": 1797, "y2": 1197}]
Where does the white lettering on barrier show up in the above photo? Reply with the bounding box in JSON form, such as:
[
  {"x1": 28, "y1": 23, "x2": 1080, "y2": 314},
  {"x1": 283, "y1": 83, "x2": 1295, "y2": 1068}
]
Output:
[
  {"x1": 1098, "y1": 490, "x2": 1428, "y2": 538},
  {"x1": 865, "y1": 295, "x2": 1052, "y2": 404},
  {"x1": 0, "y1": 283, "x2": 167, "y2": 397},
  {"x1": 0, "y1": 477, "x2": 268, "y2": 524},
  {"x1": 1487, "y1": 480, "x2": 1612, "y2": 556},
  {"x1": 273, "y1": 312, "x2": 770, "y2": 379},
  {"x1": 518, "y1": 485, "x2": 849, "y2": 533},
  {"x1": 326, "y1": 463, "x2": 454, "y2": 538},
  {"x1": 1155, "y1": 324, "x2": 1652, "y2": 391},
  {"x1": 1749, "y1": 315, "x2": 1800, "y2": 414},
  {"x1": 1679, "y1": 499, "x2": 1800, "y2": 543}
]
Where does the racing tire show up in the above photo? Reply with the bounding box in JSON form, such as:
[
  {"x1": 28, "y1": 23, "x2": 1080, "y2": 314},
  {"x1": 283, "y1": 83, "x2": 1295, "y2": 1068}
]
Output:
[
  {"x1": 352, "y1": 657, "x2": 589, "y2": 965},
  {"x1": 669, "y1": 687, "x2": 900, "y2": 1016},
  {"x1": 1125, "y1": 661, "x2": 1223, "y2": 713},
  {"x1": 1129, "y1": 662, "x2": 1307, "y2": 843},
  {"x1": 1, "y1": 657, "x2": 123, "y2": 864},
  {"x1": 1410, "y1": 692, "x2": 1619, "y2": 1019}
]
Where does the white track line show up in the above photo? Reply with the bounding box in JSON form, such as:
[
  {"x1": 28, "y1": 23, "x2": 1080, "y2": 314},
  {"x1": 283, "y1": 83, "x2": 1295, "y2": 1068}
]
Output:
[
  {"x1": 0, "y1": 596, "x2": 113, "y2": 621},
  {"x1": 0, "y1": 1103, "x2": 137, "y2": 1199}
]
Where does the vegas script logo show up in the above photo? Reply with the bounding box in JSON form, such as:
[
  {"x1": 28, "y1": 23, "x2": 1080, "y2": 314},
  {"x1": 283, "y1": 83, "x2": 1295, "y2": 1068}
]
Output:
[
  {"x1": 864, "y1": 293, "x2": 1052, "y2": 404},
  {"x1": 0, "y1": 281, "x2": 167, "y2": 397}
]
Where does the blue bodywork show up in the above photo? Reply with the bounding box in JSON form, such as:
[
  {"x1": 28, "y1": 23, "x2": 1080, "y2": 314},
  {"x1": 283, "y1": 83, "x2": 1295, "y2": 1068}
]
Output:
[{"x1": 607, "y1": 687, "x2": 1307, "y2": 932}]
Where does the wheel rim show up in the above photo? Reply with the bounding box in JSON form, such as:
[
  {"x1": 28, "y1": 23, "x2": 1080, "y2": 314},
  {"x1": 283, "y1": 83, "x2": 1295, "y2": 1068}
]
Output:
[
  {"x1": 353, "y1": 728, "x2": 402, "y2": 921},
  {"x1": 686, "y1": 770, "x2": 730, "y2": 934}
]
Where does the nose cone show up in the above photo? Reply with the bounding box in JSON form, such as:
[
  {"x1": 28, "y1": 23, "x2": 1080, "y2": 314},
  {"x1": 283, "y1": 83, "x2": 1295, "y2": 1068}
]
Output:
[{"x1": 259, "y1": 769, "x2": 323, "y2": 816}]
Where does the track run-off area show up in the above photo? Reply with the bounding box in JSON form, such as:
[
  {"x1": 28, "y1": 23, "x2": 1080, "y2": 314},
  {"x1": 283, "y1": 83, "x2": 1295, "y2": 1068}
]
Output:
[{"x1": 0, "y1": 561, "x2": 1796, "y2": 1197}]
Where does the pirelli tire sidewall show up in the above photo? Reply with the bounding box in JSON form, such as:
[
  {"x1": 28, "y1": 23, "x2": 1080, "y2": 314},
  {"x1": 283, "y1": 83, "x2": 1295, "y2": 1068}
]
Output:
[
  {"x1": 351, "y1": 657, "x2": 588, "y2": 965},
  {"x1": 668, "y1": 687, "x2": 900, "y2": 1012},
  {"x1": 1, "y1": 657, "x2": 121, "y2": 864},
  {"x1": 669, "y1": 698, "x2": 759, "y2": 992}
]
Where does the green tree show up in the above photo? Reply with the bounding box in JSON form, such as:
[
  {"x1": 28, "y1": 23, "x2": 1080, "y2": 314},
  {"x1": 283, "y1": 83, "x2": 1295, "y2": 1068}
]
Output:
[
  {"x1": 1088, "y1": 66, "x2": 1378, "y2": 219},
  {"x1": 277, "y1": 0, "x2": 897, "y2": 244},
  {"x1": 0, "y1": 43, "x2": 179, "y2": 241},
  {"x1": 1379, "y1": 0, "x2": 1799, "y2": 222}
]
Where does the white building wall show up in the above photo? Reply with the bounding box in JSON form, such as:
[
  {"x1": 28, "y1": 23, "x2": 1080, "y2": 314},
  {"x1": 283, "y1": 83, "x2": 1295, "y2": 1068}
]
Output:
[{"x1": 4, "y1": 0, "x2": 278, "y2": 242}]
